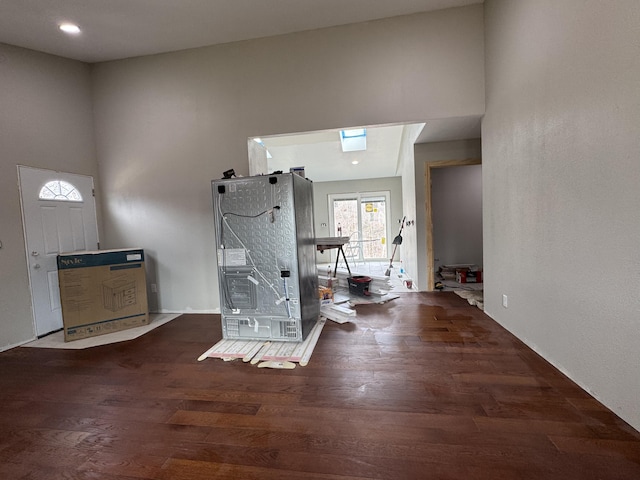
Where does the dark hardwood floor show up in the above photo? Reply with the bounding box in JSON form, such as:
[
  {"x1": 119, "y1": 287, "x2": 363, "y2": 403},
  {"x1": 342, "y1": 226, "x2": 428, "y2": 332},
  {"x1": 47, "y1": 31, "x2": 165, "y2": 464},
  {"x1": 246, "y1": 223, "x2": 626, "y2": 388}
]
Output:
[{"x1": 1, "y1": 292, "x2": 639, "y2": 479}]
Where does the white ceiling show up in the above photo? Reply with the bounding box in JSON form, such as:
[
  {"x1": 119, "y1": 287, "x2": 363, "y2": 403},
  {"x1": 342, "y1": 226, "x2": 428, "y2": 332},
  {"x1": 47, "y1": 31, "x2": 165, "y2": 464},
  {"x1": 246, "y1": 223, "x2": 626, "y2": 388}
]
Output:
[
  {"x1": 0, "y1": 0, "x2": 483, "y2": 182},
  {"x1": 263, "y1": 124, "x2": 410, "y2": 183},
  {"x1": 261, "y1": 116, "x2": 482, "y2": 183},
  {"x1": 0, "y1": 0, "x2": 482, "y2": 63}
]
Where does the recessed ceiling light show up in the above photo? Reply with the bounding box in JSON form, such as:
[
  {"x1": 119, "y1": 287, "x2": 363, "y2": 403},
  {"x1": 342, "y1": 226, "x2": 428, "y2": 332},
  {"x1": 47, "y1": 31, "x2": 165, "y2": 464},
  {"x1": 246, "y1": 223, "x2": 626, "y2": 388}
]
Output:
[
  {"x1": 59, "y1": 23, "x2": 81, "y2": 35},
  {"x1": 351, "y1": 160, "x2": 359, "y2": 165}
]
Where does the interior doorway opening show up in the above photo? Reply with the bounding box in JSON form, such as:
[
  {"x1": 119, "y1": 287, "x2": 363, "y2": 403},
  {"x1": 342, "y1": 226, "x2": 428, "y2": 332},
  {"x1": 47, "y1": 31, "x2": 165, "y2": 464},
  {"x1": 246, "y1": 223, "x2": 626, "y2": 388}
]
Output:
[
  {"x1": 425, "y1": 158, "x2": 482, "y2": 290},
  {"x1": 246, "y1": 121, "x2": 425, "y2": 287}
]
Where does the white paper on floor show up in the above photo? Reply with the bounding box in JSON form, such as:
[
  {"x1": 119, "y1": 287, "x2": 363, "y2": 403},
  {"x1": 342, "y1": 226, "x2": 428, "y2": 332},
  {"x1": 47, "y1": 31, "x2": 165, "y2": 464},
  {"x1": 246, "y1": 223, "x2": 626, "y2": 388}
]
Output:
[{"x1": 21, "y1": 313, "x2": 181, "y2": 350}]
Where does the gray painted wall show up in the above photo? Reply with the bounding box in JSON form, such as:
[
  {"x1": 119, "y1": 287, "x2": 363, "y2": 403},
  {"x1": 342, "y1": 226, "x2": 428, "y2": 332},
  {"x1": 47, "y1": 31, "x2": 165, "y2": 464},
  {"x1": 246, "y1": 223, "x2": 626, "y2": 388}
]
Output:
[
  {"x1": 398, "y1": 125, "x2": 423, "y2": 288},
  {"x1": 0, "y1": 44, "x2": 100, "y2": 350},
  {"x1": 483, "y1": 0, "x2": 640, "y2": 431},
  {"x1": 432, "y1": 165, "x2": 482, "y2": 270},
  {"x1": 91, "y1": 6, "x2": 485, "y2": 313}
]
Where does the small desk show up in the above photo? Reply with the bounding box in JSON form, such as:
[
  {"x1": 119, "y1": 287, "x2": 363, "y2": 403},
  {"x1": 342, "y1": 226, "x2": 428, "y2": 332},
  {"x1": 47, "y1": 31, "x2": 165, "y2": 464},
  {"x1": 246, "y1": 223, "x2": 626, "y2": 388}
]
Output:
[{"x1": 315, "y1": 236, "x2": 351, "y2": 276}]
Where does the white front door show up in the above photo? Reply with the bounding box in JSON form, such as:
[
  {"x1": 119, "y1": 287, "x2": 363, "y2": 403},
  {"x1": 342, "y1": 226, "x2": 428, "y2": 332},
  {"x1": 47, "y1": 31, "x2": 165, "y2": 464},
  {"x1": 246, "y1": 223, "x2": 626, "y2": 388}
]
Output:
[{"x1": 18, "y1": 166, "x2": 99, "y2": 336}]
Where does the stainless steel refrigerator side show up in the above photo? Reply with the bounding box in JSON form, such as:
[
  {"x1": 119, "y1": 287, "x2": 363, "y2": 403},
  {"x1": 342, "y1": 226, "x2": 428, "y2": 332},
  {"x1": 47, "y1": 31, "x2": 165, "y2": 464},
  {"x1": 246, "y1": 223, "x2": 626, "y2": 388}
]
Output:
[{"x1": 211, "y1": 173, "x2": 318, "y2": 341}]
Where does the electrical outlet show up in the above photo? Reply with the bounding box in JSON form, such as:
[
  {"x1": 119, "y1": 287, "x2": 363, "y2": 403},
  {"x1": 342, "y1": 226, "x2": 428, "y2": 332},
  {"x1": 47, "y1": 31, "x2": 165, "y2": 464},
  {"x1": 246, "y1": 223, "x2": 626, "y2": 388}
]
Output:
[
  {"x1": 502, "y1": 294, "x2": 508, "y2": 308},
  {"x1": 151, "y1": 283, "x2": 157, "y2": 293}
]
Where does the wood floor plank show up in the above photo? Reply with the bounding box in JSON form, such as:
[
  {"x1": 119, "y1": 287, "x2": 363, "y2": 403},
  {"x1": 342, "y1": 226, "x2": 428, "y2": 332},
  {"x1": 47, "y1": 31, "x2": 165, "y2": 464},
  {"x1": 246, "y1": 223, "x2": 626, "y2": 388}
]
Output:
[
  {"x1": 76, "y1": 451, "x2": 167, "y2": 479},
  {"x1": 0, "y1": 294, "x2": 639, "y2": 479},
  {"x1": 158, "y1": 457, "x2": 372, "y2": 480},
  {"x1": 549, "y1": 435, "x2": 640, "y2": 461}
]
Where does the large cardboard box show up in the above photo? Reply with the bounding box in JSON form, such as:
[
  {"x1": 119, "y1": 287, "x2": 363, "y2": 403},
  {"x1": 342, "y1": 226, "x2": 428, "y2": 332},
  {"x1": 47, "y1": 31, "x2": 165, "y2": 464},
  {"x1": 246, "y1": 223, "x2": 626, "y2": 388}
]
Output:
[{"x1": 57, "y1": 248, "x2": 149, "y2": 342}]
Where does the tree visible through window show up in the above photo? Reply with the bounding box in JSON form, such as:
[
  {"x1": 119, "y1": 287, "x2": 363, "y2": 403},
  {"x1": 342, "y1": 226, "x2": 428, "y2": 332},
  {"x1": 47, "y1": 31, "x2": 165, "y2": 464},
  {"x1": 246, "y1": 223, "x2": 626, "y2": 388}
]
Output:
[
  {"x1": 330, "y1": 192, "x2": 389, "y2": 260},
  {"x1": 39, "y1": 180, "x2": 83, "y2": 202}
]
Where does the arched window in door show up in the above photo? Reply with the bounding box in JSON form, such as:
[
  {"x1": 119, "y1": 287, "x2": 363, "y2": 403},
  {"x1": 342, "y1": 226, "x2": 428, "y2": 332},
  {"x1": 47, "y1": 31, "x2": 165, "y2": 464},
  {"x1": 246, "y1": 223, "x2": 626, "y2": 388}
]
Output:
[{"x1": 38, "y1": 180, "x2": 83, "y2": 202}]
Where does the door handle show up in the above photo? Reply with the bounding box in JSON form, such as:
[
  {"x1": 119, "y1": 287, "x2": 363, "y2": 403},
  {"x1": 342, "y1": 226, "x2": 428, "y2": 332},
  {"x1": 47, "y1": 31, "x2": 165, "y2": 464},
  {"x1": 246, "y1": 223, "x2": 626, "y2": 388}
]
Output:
[
  {"x1": 33, "y1": 264, "x2": 41, "y2": 269},
  {"x1": 31, "y1": 251, "x2": 39, "y2": 256}
]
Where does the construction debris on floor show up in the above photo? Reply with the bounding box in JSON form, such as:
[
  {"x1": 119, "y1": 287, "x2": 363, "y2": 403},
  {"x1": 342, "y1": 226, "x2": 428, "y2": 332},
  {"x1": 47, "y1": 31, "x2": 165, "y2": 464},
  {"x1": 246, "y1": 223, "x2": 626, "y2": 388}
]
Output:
[
  {"x1": 317, "y1": 267, "x2": 401, "y2": 304},
  {"x1": 320, "y1": 303, "x2": 356, "y2": 324},
  {"x1": 198, "y1": 317, "x2": 326, "y2": 369},
  {"x1": 454, "y1": 289, "x2": 484, "y2": 310},
  {"x1": 198, "y1": 266, "x2": 403, "y2": 369}
]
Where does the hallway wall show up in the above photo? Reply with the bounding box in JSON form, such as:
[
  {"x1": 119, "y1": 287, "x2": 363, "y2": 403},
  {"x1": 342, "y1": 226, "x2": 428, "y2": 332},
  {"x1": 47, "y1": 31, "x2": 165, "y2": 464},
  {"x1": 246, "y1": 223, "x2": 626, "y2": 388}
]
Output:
[{"x1": 483, "y1": 0, "x2": 640, "y2": 431}]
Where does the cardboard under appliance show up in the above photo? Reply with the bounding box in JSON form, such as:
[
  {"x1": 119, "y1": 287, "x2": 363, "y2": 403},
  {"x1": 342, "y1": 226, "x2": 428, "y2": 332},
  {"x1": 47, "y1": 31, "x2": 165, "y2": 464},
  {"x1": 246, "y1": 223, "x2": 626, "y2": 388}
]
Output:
[{"x1": 57, "y1": 248, "x2": 149, "y2": 342}]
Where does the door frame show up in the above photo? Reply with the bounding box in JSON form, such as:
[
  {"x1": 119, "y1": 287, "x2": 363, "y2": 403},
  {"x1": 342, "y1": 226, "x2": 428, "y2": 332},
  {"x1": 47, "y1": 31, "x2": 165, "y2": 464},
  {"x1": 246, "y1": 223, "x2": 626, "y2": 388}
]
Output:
[
  {"x1": 425, "y1": 158, "x2": 481, "y2": 291},
  {"x1": 17, "y1": 165, "x2": 100, "y2": 336}
]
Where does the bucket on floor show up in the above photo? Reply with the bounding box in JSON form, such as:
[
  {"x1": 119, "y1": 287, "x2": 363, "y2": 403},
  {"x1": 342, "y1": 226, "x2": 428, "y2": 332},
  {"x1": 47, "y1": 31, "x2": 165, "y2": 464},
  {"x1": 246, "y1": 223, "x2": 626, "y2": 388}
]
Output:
[{"x1": 347, "y1": 275, "x2": 371, "y2": 296}]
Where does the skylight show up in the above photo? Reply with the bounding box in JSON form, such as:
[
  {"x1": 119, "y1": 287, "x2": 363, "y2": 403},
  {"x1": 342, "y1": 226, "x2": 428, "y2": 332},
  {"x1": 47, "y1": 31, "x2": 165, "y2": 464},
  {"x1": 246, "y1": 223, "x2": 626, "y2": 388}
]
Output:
[
  {"x1": 340, "y1": 128, "x2": 367, "y2": 152},
  {"x1": 253, "y1": 137, "x2": 272, "y2": 158}
]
